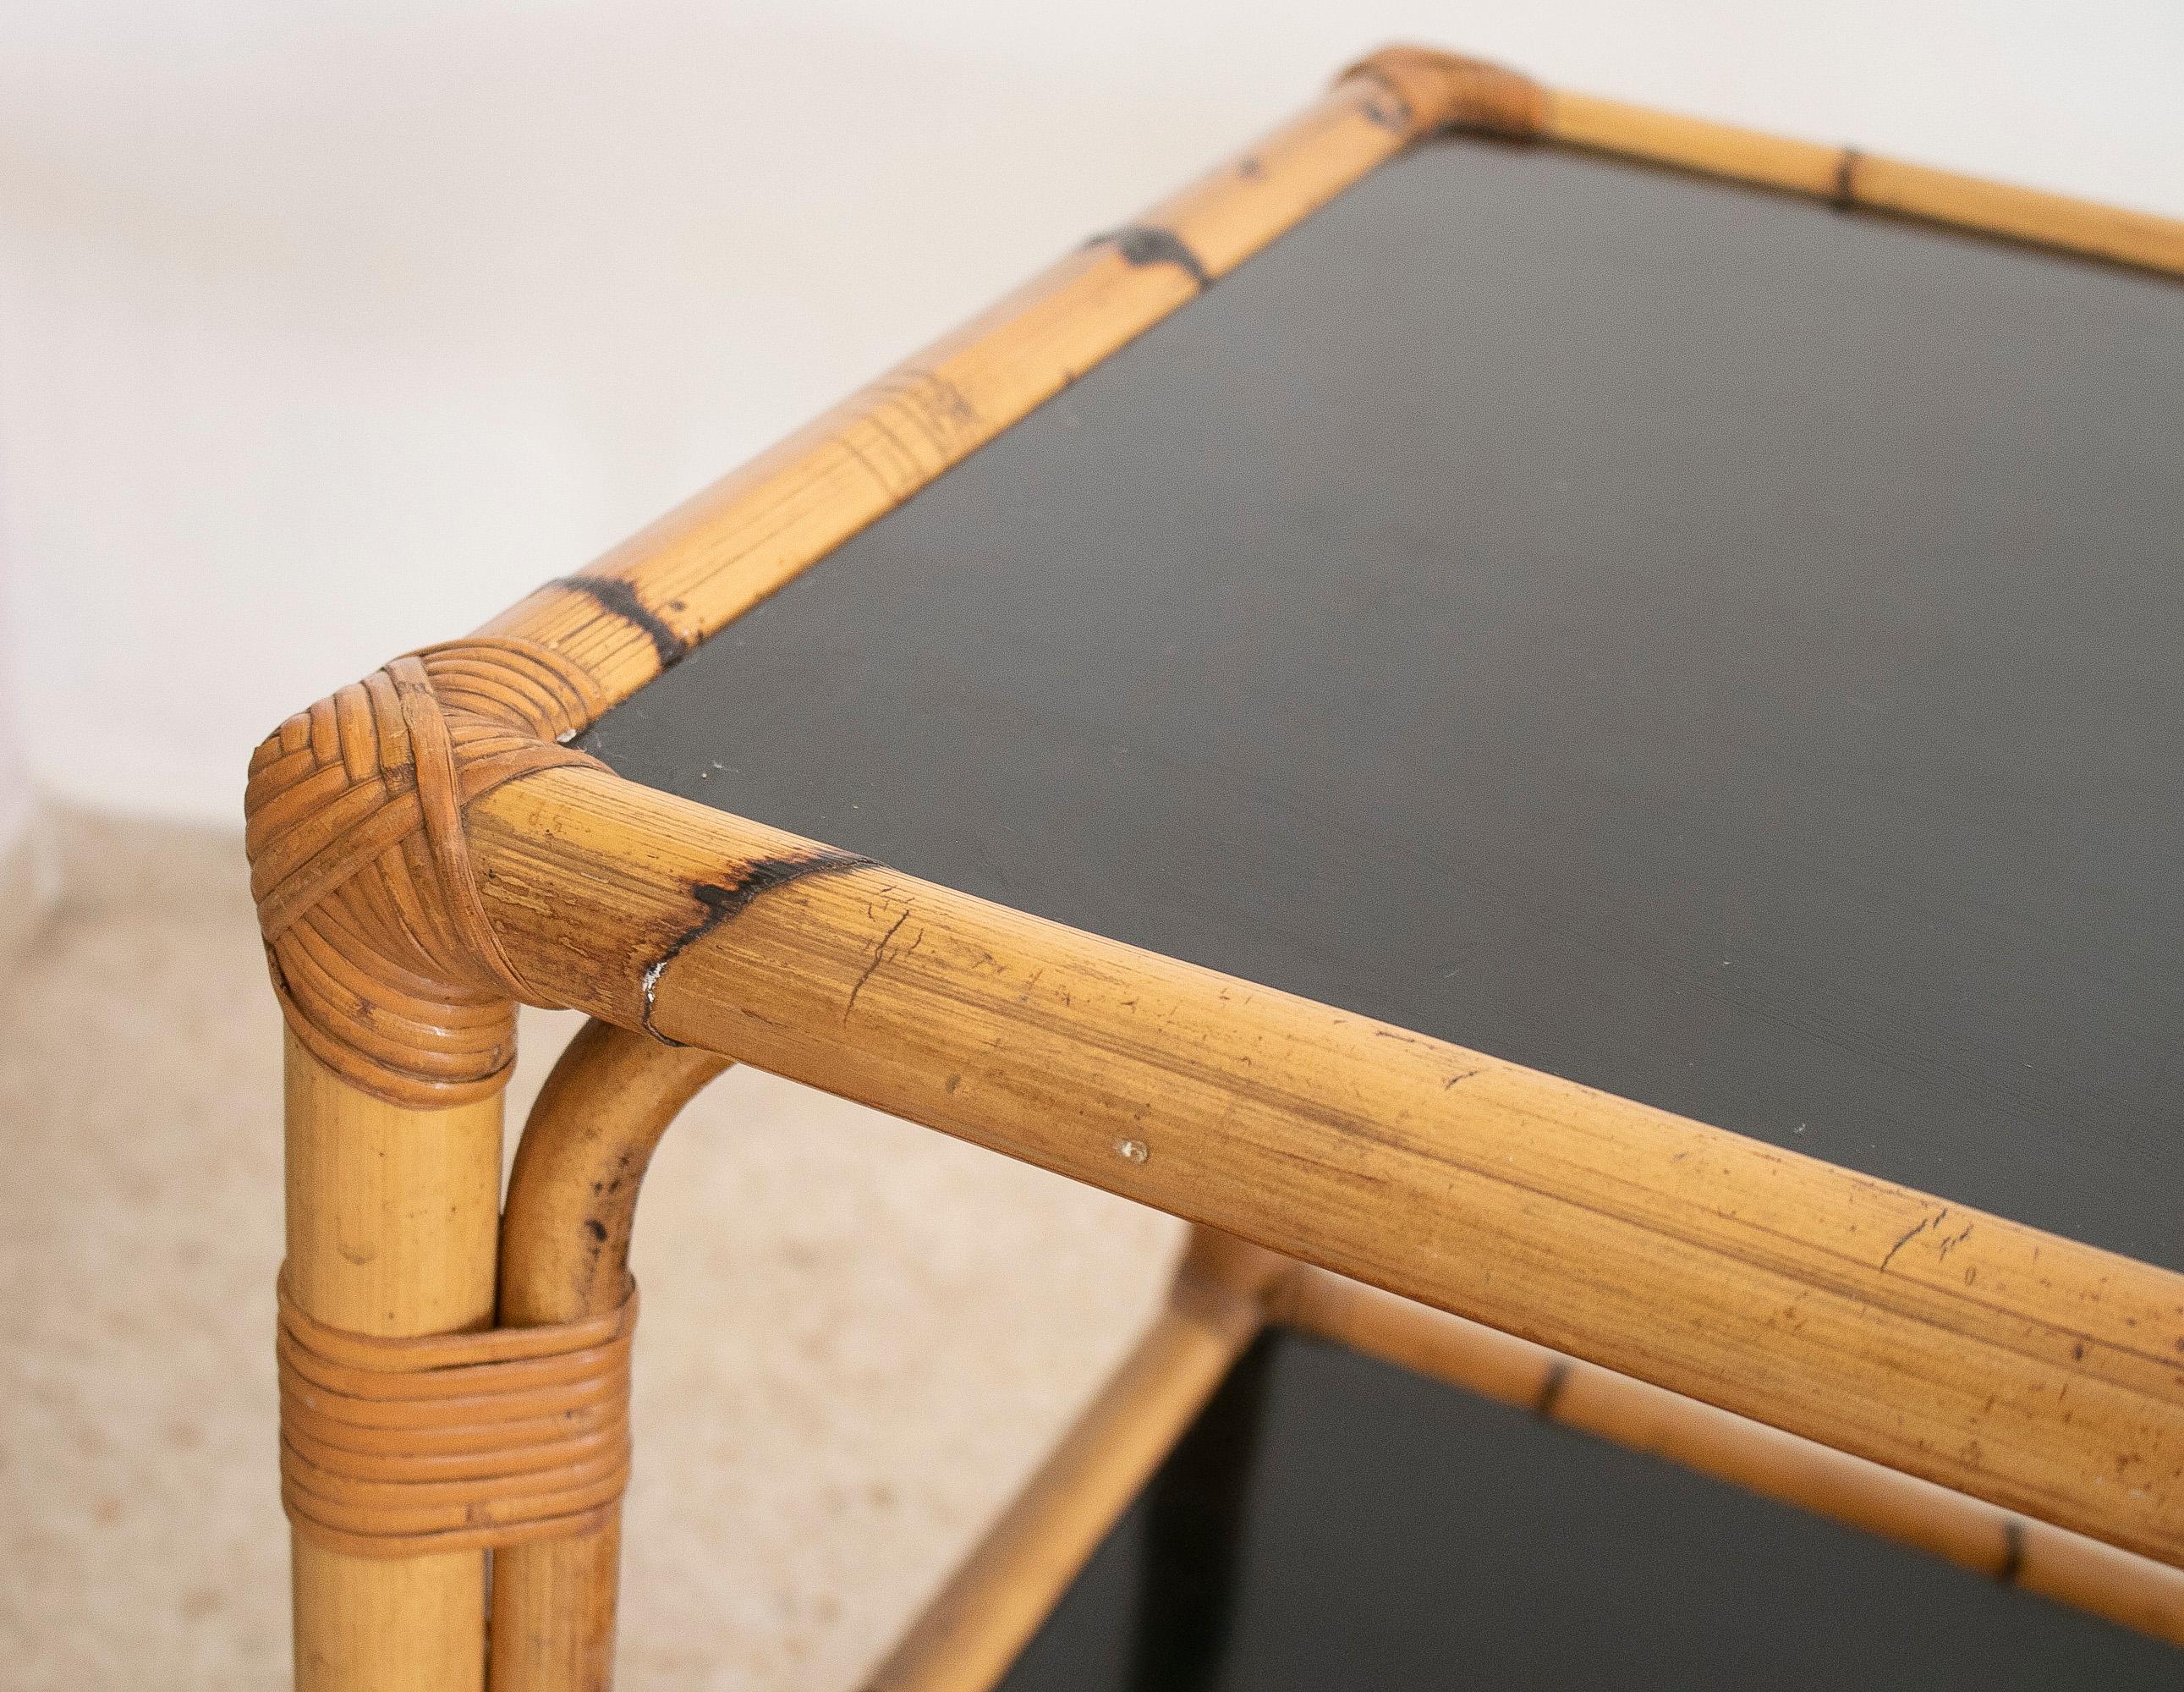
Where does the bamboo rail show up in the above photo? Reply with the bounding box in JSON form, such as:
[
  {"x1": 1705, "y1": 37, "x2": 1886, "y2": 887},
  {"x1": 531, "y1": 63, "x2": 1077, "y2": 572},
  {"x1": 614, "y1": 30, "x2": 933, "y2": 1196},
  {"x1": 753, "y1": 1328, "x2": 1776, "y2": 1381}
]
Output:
[
  {"x1": 1541, "y1": 91, "x2": 2184, "y2": 275},
  {"x1": 477, "y1": 68, "x2": 1453, "y2": 709},
  {"x1": 1273, "y1": 1265, "x2": 2184, "y2": 1648},
  {"x1": 465, "y1": 766, "x2": 2184, "y2": 1572}
]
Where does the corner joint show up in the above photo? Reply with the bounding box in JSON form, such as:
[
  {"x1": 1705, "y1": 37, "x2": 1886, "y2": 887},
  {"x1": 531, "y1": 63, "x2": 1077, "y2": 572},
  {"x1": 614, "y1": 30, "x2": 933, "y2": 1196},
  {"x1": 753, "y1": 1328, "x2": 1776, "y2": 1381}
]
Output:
[
  {"x1": 243, "y1": 636, "x2": 609, "y2": 1107},
  {"x1": 1340, "y1": 45, "x2": 1545, "y2": 141}
]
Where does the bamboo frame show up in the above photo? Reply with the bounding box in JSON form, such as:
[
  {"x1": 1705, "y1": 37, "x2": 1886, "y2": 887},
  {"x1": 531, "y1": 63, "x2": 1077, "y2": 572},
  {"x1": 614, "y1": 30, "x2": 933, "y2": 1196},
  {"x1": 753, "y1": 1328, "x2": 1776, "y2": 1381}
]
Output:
[{"x1": 246, "y1": 42, "x2": 2184, "y2": 1688}]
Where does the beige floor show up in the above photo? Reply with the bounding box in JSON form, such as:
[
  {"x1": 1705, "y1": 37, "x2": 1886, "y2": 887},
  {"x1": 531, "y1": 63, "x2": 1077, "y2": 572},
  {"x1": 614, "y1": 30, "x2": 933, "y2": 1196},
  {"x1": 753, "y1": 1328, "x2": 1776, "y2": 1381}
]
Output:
[{"x1": 0, "y1": 814, "x2": 1183, "y2": 1689}]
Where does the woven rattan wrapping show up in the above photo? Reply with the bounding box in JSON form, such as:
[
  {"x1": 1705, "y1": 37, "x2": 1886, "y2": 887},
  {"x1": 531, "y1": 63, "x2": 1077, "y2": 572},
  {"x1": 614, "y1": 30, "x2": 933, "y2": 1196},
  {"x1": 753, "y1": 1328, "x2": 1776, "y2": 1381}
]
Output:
[
  {"x1": 244, "y1": 637, "x2": 606, "y2": 1107},
  {"x1": 277, "y1": 1269, "x2": 637, "y2": 1558}
]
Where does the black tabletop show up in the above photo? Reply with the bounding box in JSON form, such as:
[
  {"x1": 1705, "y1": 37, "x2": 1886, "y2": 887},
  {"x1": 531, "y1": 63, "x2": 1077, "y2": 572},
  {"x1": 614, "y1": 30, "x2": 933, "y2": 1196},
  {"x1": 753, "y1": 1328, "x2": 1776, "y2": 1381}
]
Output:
[
  {"x1": 583, "y1": 134, "x2": 2184, "y2": 1268},
  {"x1": 993, "y1": 1330, "x2": 2181, "y2": 1689}
]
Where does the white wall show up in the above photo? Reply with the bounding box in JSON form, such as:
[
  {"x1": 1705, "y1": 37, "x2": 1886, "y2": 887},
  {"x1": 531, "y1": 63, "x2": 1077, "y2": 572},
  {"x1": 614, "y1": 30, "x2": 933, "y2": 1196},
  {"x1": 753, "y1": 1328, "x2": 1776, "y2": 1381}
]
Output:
[
  {"x1": 0, "y1": 547, "x2": 48, "y2": 963},
  {"x1": 0, "y1": 559, "x2": 31, "y2": 852},
  {"x1": 2, "y1": 2, "x2": 2177, "y2": 823}
]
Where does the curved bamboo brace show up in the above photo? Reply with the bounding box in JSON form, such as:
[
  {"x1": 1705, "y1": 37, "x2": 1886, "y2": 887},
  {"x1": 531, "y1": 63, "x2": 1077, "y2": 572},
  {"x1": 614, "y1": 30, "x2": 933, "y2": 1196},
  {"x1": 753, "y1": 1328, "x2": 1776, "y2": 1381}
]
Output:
[{"x1": 491, "y1": 1021, "x2": 732, "y2": 1692}]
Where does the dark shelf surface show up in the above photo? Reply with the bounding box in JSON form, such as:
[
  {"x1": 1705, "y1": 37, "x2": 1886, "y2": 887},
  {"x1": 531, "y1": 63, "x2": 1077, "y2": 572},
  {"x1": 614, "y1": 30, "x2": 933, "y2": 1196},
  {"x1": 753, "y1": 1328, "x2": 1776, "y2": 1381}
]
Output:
[
  {"x1": 995, "y1": 1329, "x2": 2182, "y2": 1690},
  {"x1": 584, "y1": 135, "x2": 2184, "y2": 1266}
]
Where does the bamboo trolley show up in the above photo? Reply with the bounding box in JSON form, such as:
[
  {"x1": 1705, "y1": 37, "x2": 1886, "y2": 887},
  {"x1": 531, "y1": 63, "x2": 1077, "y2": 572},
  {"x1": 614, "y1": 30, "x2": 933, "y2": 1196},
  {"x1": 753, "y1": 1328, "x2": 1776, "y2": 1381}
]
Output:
[{"x1": 247, "y1": 45, "x2": 2184, "y2": 1689}]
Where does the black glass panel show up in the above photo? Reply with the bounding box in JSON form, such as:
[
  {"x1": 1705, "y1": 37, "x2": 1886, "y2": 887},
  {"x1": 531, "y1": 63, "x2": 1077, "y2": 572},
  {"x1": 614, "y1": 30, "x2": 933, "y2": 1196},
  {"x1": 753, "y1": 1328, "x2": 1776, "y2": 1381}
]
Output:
[{"x1": 583, "y1": 136, "x2": 2184, "y2": 1265}]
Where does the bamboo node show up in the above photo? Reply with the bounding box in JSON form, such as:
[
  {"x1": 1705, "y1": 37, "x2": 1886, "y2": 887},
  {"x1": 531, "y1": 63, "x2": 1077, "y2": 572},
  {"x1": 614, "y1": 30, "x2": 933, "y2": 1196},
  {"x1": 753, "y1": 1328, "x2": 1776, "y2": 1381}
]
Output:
[
  {"x1": 276, "y1": 1266, "x2": 638, "y2": 1558},
  {"x1": 244, "y1": 637, "x2": 607, "y2": 1107},
  {"x1": 1342, "y1": 45, "x2": 1545, "y2": 140}
]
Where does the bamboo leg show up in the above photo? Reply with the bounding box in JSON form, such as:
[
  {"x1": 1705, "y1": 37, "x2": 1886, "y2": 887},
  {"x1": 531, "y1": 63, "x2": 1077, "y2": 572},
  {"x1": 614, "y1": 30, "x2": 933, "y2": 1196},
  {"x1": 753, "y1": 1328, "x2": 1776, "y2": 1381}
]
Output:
[
  {"x1": 491, "y1": 1020, "x2": 732, "y2": 1691},
  {"x1": 1128, "y1": 1336, "x2": 1271, "y2": 1685},
  {"x1": 284, "y1": 1031, "x2": 506, "y2": 1692},
  {"x1": 867, "y1": 1229, "x2": 1282, "y2": 1692}
]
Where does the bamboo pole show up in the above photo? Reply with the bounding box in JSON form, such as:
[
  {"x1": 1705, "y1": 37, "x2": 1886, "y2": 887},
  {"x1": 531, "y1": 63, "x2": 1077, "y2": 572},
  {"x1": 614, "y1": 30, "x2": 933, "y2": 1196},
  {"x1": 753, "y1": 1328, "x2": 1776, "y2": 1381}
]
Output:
[
  {"x1": 477, "y1": 69, "x2": 1437, "y2": 709},
  {"x1": 864, "y1": 1233, "x2": 1277, "y2": 1692},
  {"x1": 461, "y1": 767, "x2": 2184, "y2": 1570},
  {"x1": 1541, "y1": 90, "x2": 2184, "y2": 276},
  {"x1": 491, "y1": 1021, "x2": 731, "y2": 1691},
  {"x1": 284, "y1": 1033, "x2": 504, "y2": 1692},
  {"x1": 1271, "y1": 1266, "x2": 2184, "y2": 1648}
]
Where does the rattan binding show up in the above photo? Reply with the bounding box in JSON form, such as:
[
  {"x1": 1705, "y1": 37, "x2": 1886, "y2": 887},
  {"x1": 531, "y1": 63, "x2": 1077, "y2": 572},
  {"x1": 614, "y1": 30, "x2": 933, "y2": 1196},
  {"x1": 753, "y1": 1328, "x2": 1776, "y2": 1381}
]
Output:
[
  {"x1": 277, "y1": 1268, "x2": 637, "y2": 1558},
  {"x1": 244, "y1": 638, "x2": 607, "y2": 1107}
]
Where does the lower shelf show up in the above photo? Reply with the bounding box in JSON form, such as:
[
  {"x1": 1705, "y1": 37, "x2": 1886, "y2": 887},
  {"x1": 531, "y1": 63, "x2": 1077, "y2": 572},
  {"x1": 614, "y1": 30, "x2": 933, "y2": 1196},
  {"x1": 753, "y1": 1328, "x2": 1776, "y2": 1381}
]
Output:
[{"x1": 999, "y1": 1329, "x2": 2180, "y2": 1690}]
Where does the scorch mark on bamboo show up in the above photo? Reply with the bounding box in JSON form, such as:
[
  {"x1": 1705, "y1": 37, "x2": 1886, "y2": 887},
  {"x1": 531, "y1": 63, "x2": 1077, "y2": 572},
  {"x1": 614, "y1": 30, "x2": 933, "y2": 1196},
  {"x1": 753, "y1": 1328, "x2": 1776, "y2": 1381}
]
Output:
[
  {"x1": 1096, "y1": 225, "x2": 1212, "y2": 289},
  {"x1": 550, "y1": 575, "x2": 693, "y2": 672},
  {"x1": 1832, "y1": 148, "x2": 1863, "y2": 209},
  {"x1": 639, "y1": 851, "x2": 876, "y2": 1041}
]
